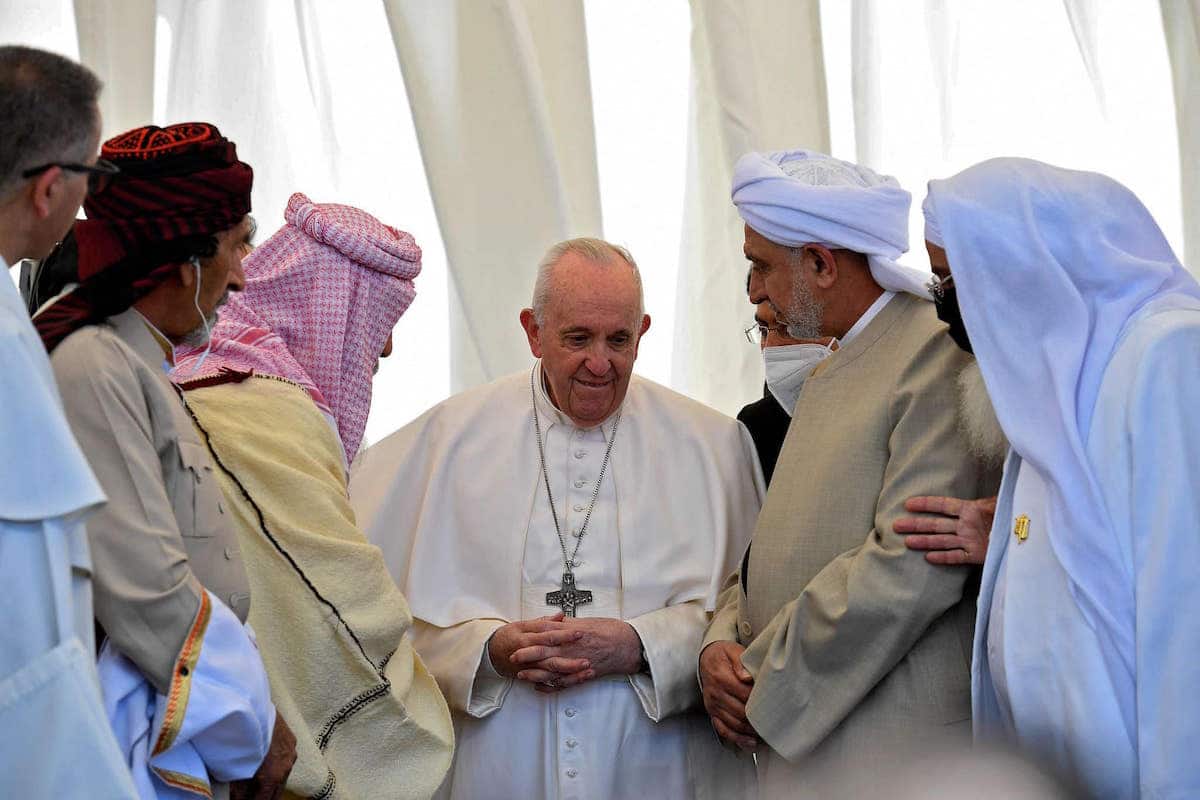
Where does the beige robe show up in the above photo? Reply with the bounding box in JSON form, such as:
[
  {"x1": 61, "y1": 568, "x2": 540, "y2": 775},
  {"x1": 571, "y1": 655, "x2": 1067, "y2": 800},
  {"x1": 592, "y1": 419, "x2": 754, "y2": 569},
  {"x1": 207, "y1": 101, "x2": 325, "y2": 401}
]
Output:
[
  {"x1": 182, "y1": 377, "x2": 453, "y2": 800},
  {"x1": 703, "y1": 293, "x2": 1000, "y2": 797},
  {"x1": 51, "y1": 308, "x2": 251, "y2": 693}
]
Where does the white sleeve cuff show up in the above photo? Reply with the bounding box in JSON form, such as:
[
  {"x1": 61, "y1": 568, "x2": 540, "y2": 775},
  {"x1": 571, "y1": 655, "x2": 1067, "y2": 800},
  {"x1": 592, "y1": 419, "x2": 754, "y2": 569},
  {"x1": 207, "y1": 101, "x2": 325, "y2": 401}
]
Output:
[
  {"x1": 626, "y1": 602, "x2": 707, "y2": 722},
  {"x1": 466, "y1": 631, "x2": 513, "y2": 718}
]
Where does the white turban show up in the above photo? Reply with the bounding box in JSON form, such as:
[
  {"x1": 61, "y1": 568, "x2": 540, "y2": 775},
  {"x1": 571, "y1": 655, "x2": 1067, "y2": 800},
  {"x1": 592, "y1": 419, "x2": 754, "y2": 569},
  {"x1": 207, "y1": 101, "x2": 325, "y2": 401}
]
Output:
[{"x1": 731, "y1": 150, "x2": 931, "y2": 299}]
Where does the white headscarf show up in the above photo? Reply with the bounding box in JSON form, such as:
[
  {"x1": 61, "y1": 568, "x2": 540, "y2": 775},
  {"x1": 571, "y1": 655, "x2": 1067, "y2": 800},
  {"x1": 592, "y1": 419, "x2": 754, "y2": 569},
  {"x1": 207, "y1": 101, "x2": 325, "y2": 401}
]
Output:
[
  {"x1": 926, "y1": 157, "x2": 1200, "y2": 683},
  {"x1": 731, "y1": 150, "x2": 932, "y2": 299},
  {"x1": 921, "y1": 192, "x2": 945, "y2": 248}
]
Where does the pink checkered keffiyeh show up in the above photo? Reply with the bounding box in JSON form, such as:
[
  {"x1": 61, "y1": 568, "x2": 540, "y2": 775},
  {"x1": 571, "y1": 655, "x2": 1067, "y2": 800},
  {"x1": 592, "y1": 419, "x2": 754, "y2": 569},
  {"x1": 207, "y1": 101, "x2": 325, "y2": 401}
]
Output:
[{"x1": 174, "y1": 192, "x2": 421, "y2": 461}]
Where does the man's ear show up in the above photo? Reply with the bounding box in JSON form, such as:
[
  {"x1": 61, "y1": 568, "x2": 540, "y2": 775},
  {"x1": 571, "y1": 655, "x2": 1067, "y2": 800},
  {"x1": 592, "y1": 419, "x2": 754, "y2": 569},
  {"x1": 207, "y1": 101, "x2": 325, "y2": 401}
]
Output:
[
  {"x1": 519, "y1": 308, "x2": 543, "y2": 358},
  {"x1": 29, "y1": 168, "x2": 62, "y2": 219},
  {"x1": 806, "y1": 244, "x2": 839, "y2": 290},
  {"x1": 177, "y1": 260, "x2": 197, "y2": 289}
]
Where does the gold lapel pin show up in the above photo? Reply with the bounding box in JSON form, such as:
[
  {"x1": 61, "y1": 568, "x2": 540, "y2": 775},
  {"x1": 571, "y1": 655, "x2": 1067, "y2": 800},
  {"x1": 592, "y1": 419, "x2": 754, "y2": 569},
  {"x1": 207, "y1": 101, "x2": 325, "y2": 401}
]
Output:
[{"x1": 1013, "y1": 514, "x2": 1030, "y2": 542}]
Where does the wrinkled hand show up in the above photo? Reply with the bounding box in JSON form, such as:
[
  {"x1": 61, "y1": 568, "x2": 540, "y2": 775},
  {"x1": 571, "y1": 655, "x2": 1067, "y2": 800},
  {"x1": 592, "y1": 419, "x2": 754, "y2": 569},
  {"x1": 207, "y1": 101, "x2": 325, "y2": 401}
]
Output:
[
  {"x1": 489, "y1": 614, "x2": 592, "y2": 689},
  {"x1": 230, "y1": 713, "x2": 297, "y2": 800},
  {"x1": 894, "y1": 495, "x2": 998, "y2": 566},
  {"x1": 509, "y1": 616, "x2": 641, "y2": 692},
  {"x1": 699, "y1": 641, "x2": 758, "y2": 751}
]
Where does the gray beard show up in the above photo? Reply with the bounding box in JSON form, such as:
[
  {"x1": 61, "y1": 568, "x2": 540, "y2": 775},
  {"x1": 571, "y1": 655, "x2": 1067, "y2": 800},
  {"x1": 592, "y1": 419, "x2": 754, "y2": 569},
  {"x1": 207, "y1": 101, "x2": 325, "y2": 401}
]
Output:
[
  {"x1": 776, "y1": 274, "x2": 824, "y2": 339},
  {"x1": 957, "y1": 360, "x2": 1008, "y2": 467},
  {"x1": 179, "y1": 309, "x2": 220, "y2": 348}
]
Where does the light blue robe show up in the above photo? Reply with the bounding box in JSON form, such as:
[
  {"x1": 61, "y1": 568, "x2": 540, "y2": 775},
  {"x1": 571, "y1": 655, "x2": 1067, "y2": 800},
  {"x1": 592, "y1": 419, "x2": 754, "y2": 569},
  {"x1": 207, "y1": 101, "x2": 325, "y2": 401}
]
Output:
[{"x1": 974, "y1": 307, "x2": 1200, "y2": 799}]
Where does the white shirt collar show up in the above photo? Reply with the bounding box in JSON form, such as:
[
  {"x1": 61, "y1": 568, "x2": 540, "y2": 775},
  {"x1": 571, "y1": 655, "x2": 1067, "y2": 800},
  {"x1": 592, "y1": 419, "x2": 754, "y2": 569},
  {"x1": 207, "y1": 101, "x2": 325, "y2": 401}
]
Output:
[
  {"x1": 532, "y1": 361, "x2": 620, "y2": 443},
  {"x1": 840, "y1": 290, "x2": 896, "y2": 345}
]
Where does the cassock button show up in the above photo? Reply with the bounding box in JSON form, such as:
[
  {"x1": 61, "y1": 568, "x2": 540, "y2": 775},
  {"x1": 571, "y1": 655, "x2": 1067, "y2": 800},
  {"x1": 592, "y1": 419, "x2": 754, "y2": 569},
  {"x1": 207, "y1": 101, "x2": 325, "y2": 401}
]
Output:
[
  {"x1": 566, "y1": 768, "x2": 578, "y2": 779},
  {"x1": 573, "y1": 478, "x2": 586, "y2": 489},
  {"x1": 739, "y1": 620, "x2": 753, "y2": 639},
  {"x1": 574, "y1": 450, "x2": 587, "y2": 459},
  {"x1": 572, "y1": 528, "x2": 581, "y2": 538},
  {"x1": 566, "y1": 737, "x2": 578, "y2": 749},
  {"x1": 573, "y1": 504, "x2": 585, "y2": 513},
  {"x1": 564, "y1": 707, "x2": 577, "y2": 718},
  {"x1": 223, "y1": 546, "x2": 234, "y2": 560}
]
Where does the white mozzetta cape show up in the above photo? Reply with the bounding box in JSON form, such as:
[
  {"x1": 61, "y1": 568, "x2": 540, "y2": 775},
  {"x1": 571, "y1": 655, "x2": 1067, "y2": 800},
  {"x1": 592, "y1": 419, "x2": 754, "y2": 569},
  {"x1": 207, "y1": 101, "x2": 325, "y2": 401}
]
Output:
[{"x1": 351, "y1": 366, "x2": 764, "y2": 629}]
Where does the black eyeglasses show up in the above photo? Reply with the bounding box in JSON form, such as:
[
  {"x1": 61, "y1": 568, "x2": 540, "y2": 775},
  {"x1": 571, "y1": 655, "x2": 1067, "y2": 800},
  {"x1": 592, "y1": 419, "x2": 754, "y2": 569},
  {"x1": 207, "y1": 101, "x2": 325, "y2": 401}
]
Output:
[{"x1": 21, "y1": 158, "x2": 120, "y2": 194}]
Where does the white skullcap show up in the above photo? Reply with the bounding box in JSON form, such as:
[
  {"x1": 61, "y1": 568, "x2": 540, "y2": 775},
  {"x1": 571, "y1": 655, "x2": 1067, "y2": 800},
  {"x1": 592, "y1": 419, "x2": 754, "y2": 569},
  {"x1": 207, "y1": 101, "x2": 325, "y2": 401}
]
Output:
[{"x1": 731, "y1": 150, "x2": 931, "y2": 299}]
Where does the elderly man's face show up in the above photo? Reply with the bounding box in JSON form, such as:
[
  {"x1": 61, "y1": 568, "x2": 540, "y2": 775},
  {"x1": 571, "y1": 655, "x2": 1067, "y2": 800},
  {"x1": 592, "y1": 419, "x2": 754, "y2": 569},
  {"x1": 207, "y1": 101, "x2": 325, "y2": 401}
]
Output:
[
  {"x1": 744, "y1": 224, "x2": 824, "y2": 339},
  {"x1": 196, "y1": 216, "x2": 253, "y2": 316},
  {"x1": 520, "y1": 252, "x2": 651, "y2": 428}
]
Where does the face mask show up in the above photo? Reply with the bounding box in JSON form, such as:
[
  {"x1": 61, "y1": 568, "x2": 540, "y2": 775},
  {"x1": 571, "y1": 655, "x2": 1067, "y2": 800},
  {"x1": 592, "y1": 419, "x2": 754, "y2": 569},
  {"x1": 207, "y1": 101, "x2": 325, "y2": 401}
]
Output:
[
  {"x1": 933, "y1": 285, "x2": 973, "y2": 354},
  {"x1": 764, "y1": 340, "x2": 837, "y2": 416}
]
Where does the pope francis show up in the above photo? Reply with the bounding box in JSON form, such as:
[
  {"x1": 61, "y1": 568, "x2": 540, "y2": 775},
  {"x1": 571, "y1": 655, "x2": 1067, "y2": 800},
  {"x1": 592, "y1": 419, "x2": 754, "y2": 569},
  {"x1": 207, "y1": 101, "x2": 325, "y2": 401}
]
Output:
[{"x1": 351, "y1": 237, "x2": 763, "y2": 800}]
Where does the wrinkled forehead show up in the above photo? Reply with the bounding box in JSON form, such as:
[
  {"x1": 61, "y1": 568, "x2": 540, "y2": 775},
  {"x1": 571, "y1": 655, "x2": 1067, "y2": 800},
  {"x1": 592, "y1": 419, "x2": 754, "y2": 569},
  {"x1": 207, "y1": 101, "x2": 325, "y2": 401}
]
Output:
[{"x1": 546, "y1": 257, "x2": 642, "y2": 321}]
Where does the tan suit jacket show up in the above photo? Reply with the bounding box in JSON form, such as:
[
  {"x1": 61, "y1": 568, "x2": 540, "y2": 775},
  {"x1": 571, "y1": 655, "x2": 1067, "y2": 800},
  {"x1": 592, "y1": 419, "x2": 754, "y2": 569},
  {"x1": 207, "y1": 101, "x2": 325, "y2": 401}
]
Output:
[
  {"x1": 703, "y1": 294, "x2": 998, "y2": 793},
  {"x1": 51, "y1": 309, "x2": 250, "y2": 693}
]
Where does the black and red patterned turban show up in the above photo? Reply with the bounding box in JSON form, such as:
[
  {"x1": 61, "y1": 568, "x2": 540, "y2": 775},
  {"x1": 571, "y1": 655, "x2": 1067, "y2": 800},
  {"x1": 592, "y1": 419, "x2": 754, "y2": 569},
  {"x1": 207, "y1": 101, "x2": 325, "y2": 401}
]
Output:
[{"x1": 35, "y1": 122, "x2": 253, "y2": 352}]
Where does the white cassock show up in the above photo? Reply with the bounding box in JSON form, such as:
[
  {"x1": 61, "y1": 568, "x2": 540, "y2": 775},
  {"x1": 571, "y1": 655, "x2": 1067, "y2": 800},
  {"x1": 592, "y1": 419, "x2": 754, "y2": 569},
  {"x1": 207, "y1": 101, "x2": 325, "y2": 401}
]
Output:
[
  {"x1": 351, "y1": 363, "x2": 763, "y2": 800},
  {"x1": 0, "y1": 260, "x2": 136, "y2": 797},
  {"x1": 974, "y1": 306, "x2": 1200, "y2": 799}
]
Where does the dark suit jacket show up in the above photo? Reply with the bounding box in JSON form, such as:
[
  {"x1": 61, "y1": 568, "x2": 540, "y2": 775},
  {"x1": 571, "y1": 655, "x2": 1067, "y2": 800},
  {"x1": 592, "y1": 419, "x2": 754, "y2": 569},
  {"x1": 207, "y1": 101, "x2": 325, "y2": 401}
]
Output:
[{"x1": 736, "y1": 386, "x2": 791, "y2": 486}]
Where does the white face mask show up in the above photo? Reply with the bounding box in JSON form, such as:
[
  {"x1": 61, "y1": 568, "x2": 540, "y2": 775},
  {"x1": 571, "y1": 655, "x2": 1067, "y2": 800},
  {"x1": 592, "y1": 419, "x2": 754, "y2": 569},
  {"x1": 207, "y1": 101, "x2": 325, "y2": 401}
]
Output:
[{"x1": 763, "y1": 340, "x2": 837, "y2": 416}]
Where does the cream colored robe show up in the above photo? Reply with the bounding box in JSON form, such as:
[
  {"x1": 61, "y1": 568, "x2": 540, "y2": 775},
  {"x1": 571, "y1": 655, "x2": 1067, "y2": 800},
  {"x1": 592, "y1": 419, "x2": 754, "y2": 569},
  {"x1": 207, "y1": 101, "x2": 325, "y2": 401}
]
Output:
[
  {"x1": 183, "y1": 377, "x2": 453, "y2": 800},
  {"x1": 704, "y1": 293, "x2": 1000, "y2": 798}
]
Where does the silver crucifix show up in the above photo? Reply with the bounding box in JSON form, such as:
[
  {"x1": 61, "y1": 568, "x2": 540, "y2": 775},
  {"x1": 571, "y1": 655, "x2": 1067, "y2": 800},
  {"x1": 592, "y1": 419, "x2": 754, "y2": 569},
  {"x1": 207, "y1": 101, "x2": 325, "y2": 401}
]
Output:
[{"x1": 546, "y1": 570, "x2": 593, "y2": 617}]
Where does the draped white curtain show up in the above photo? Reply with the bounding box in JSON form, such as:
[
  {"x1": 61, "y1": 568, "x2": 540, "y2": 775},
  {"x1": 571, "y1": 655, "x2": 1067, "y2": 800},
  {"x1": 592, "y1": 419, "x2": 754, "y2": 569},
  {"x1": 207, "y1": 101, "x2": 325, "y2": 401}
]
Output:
[
  {"x1": 1162, "y1": 0, "x2": 1200, "y2": 270},
  {"x1": 672, "y1": 0, "x2": 830, "y2": 416},
  {"x1": 382, "y1": 0, "x2": 603, "y2": 392},
  {"x1": 3, "y1": 0, "x2": 1196, "y2": 437},
  {"x1": 72, "y1": 0, "x2": 154, "y2": 139},
  {"x1": 836, "y1": 0, "x2": 1186, "y2": 269}
]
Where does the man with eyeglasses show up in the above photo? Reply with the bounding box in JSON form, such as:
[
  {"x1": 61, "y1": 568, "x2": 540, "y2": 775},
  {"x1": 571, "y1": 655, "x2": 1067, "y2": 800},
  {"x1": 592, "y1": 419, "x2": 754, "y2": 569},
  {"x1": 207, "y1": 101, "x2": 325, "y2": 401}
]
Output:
[
  {"x1": 921, "y1": 159, "x2": 1200, "y2": 798},
  {"x1": 699, "y1": 150, "x2": 999, "y2": 798},
  {"x1": 736, "y1": 274, "x2": 836, "y2": 486},
  {"x1": 0, "y1": 45, "x2": 138, "y2": 797}
]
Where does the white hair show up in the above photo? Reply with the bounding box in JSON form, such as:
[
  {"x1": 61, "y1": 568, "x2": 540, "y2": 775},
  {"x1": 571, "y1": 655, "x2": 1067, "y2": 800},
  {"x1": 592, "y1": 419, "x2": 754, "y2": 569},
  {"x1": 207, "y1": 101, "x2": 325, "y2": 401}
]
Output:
[
  {"x1": 957, "y1": 361, "x2": 1008, "y2": 467},
  {"x1": 531, "y1": 237, "x2": 644, "y2": 324}
]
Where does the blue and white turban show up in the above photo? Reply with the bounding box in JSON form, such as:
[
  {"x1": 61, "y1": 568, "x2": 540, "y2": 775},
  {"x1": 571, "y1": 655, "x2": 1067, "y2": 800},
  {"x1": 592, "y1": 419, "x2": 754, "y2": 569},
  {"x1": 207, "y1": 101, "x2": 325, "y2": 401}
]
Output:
[{"x1": 731, "y1": 149, "x2": 931, "y2": 299}]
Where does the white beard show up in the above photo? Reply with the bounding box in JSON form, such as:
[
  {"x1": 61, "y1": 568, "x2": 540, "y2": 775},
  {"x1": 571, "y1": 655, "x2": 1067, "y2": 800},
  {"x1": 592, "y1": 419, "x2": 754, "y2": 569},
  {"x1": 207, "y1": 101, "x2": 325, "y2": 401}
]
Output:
[{"x1": 957, "y1": 361, "x2": 1008, "y2": 467}]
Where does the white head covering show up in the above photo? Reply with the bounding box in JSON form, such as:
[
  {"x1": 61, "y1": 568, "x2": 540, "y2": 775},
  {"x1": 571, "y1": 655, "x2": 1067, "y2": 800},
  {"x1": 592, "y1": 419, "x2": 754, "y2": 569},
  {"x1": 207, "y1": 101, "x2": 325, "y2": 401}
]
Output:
[
  {"x1": 731, "y1": 149, "x2": 932, "y2": 299},
  {"x1": 926, "y1": 158, "x2": 1200, "y2": 683},
  {"x1": 0, "y1": 258, "x2": 104, "y2": 521},
  {"x1": 921, "y1": 192, "x2": 944, "y2": 248}
]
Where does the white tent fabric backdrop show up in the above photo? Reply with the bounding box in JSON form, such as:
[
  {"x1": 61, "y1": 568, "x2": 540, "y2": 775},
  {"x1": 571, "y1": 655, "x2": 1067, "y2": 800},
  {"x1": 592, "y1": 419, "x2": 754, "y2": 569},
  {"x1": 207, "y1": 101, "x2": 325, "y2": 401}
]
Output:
[
  {"x1": 1162, "y1": 0, "x2": 1200, "y2": 270},
  {"x1": 672, "y1": 0, "x2": 830, "y2": 415},
  {"x1": 383, "y1": 0, "x2": 603, "y2": 393},
  {"x1": 2, "y1": 0, "x2": 1195, "y2": 442}
]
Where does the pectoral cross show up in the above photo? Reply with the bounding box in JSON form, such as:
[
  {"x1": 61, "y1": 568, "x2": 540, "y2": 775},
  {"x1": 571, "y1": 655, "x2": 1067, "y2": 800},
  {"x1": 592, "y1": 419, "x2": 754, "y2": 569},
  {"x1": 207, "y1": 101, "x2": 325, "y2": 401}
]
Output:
[{"x1": 546, "y1": 571, "x2": 593, "y2": 617}]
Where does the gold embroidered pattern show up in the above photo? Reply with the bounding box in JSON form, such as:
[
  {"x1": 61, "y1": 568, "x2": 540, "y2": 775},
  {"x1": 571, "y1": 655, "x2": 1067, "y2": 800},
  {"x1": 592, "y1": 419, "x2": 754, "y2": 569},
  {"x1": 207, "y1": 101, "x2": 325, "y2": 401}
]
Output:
[
  {"x1": 153, "y1": 591, "x2": 212, "y2": 756},
  {"x1": 153, "y1": 767, "x2": 212, "y2": 798},
  {"x1": 1014, "y1": 514, "x2": 1030, "y2": 542}
]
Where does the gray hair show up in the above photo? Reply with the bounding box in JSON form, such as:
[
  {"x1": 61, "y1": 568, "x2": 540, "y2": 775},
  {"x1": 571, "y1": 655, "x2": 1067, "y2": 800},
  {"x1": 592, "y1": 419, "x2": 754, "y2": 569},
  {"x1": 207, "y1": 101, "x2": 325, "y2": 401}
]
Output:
[
  {"x1": 0, "y1": 46, "x2": 102, "y2": 198},
  {"x1": 531, "y1": 237, "x2": 644, "y2": 324}
]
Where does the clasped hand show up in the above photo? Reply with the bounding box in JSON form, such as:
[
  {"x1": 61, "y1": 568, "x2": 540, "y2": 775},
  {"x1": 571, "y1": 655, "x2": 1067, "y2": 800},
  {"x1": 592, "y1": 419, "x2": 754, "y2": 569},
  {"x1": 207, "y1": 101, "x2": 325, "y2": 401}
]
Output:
[{"x1": 488, "y1": 613, "x2": 642, "y2": 693}]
